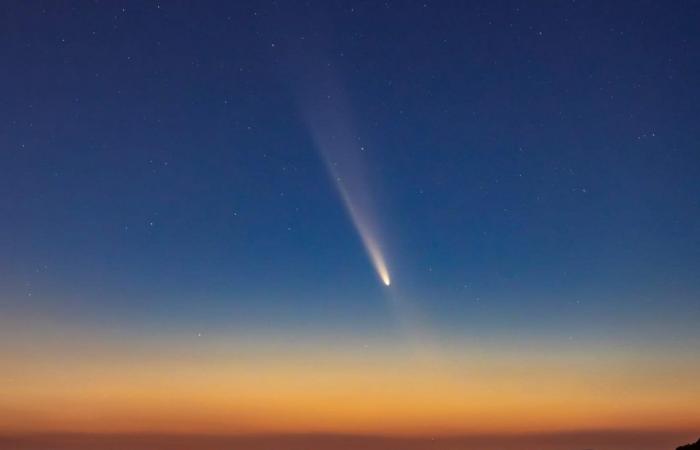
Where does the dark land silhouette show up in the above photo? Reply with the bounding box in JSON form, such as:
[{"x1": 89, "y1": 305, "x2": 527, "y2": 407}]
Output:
[{"x1": 678, "y1": 438, "x2": 700, "y2": 450}]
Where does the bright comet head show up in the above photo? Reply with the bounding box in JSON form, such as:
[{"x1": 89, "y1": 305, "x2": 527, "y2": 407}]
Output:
[
  {"x1": 366, "y1": 243, "x2": 391, "y2": 286},
  {"x1": 378, "y1": 263, "x2": 391, "y2": 286}
]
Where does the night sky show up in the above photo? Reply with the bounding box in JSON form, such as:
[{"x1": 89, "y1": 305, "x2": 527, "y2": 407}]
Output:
[{"x1": 1, "y1": 1, "x2": 700, "y2": 448}]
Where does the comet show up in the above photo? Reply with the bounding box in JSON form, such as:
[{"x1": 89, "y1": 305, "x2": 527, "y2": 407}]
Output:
[
  {"x1": 298, "y1": 76, "x2": 392, "y2": 288},
  {"x1": 285, "y1": 32, "x2": 393, "y2": 288},
  {"x1": 283, "y1": 27, "x2": 441, "y2": 360},
  {"x1": 333, "y1": 174, "x2": 391, "y2": 287}
]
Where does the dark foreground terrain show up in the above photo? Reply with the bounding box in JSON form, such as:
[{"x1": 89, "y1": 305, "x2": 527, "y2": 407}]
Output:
[{"x1": 678, "y1": 438, "x2": 700, "y2": 450}]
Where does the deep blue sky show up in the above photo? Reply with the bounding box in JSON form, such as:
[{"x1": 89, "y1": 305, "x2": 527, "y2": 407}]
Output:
[{"x1": 1, "y1": 1, "x2": 699, "y2": 343}]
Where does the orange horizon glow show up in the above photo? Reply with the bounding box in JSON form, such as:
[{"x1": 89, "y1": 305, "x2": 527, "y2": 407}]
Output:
[{"x1": 2, "y1": 320, "x2": 700, "y2": 436}]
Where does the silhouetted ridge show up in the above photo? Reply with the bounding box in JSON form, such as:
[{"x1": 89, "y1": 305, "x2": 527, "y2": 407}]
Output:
[{"x1": 677, "y1": 438, "x2": 700, "y2": 450}]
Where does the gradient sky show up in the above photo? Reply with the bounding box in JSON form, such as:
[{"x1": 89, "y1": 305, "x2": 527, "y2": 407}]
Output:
[{"x1": 1, "y1": 0, "x2": 700, "y2": 442}]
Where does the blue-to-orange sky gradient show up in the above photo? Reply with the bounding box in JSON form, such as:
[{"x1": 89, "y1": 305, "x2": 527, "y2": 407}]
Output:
[{"x1": 1, "y1": 1, "x2": 700, "y2": 449}]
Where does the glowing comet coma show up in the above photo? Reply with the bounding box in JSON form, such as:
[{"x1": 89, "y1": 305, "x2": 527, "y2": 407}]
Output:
[{"x1": 335, "y1": 180, "x2": 391, "y2": 286}]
